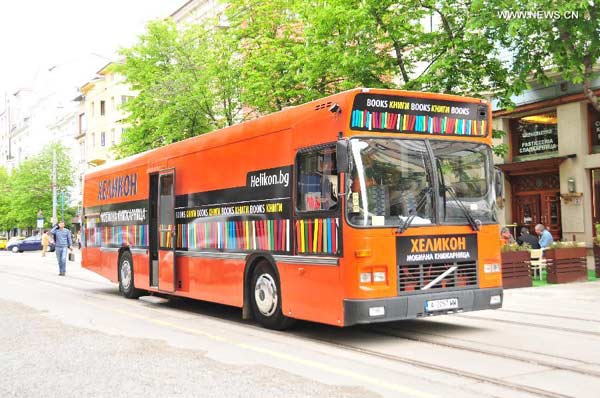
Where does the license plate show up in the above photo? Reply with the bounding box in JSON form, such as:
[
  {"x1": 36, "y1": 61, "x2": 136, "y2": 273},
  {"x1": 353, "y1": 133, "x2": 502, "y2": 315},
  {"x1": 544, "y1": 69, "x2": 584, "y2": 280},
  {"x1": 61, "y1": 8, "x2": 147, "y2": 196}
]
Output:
[{"x1": 425, "y1": 298, "x2": 458, "y2": 312}]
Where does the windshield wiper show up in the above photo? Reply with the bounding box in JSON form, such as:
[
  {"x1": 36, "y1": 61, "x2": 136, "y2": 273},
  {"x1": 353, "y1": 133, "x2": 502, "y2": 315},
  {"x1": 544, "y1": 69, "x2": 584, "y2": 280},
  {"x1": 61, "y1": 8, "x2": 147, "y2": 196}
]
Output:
[
  {"x1": 396, "y1": 187, "x2": 433, "y2": 234},
  {"x1": 444, "y1": 187, "x2": 480, "y2": 231}
]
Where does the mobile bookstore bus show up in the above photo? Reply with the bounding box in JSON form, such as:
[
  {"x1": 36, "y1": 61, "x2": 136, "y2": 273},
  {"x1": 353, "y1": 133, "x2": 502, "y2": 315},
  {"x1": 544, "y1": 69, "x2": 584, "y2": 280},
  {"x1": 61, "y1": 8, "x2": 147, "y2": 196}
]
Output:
[{"x1": 82, "y1": 88, "x2": 503, "y2": 329}]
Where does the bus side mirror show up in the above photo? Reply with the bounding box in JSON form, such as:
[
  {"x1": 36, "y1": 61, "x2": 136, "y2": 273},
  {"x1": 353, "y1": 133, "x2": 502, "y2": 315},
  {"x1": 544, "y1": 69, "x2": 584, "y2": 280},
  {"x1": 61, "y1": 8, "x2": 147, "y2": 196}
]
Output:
[
  {"x1": 336, "y1": 140, "x2": 350, "y2": 174},
  {"x1": 495, "y1": 169, "x2": 503, "y2": 198}
]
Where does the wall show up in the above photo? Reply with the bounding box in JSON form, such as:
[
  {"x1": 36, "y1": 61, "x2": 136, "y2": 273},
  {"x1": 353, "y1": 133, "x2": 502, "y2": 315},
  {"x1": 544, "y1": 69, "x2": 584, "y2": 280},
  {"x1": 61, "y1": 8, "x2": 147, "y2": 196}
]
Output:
[
  {"x1": 494, "y1": 99, "x2": 599, "y2": 246},
  {"x1": 557, "y1": 102, "x2": 590, "y2": 243},
  {"x1": 492, "y1": 117, "x2": 511, "y2": 229}
]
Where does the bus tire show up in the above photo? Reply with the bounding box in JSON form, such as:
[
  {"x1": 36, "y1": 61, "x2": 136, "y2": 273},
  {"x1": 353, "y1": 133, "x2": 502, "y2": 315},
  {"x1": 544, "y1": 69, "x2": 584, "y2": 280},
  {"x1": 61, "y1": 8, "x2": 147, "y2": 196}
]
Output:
[
  {"x1": 118, "y1": 251, "x2": 143, "y2": 299},
  {"x1": 250, "y1": 260, "x2": 294, "y2": 330}
]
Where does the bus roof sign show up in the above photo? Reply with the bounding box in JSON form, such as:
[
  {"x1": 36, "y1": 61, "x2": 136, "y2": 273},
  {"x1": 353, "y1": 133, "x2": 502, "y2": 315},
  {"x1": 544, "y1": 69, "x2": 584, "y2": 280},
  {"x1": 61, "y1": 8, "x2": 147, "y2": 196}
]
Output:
[{"x1": 350, "y1": 93, "x2": 489, "y2": 137}]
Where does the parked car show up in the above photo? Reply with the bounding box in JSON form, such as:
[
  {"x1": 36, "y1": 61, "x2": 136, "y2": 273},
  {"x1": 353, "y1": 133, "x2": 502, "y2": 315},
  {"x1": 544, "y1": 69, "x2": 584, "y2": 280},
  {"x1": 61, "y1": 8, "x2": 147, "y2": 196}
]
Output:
[
  {"x1": 7, "y1": 236, "x2": 26, "y2": 248},
  {"x1": 7, "y1": 235, "x2": 55, "y2": 253},
  {"x1": 0, "y1": 236, "x2": 7, "y2": 250}
]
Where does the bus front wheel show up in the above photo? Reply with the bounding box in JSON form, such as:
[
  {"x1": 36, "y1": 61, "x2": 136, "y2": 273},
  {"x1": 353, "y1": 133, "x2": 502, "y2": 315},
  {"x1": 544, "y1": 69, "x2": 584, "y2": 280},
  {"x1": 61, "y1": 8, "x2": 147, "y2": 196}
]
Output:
[
  {"x1": 250, "y1": 260, "x2": 294, "y2": 330},
  {"x1": 118, "y1": 251, "x2": 143, "y2": 299}
]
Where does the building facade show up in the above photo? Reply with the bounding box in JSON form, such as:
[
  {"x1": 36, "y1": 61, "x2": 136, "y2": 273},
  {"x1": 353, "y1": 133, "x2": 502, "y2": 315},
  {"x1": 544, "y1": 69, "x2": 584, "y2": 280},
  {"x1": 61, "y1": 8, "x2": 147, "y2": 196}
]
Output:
[
  {"x1": 79, "y1": 62, "x2": 136, "y2": 168},
  {"x1": 48, "y1": 98, "x2": 86, "y2": 208},
  {"x1": 0, "y1": 101, "x2": 8, "y2": 168},
  {"x1": 170, "y1": 0, "x2": 226, "y2": 26},
  {"x1": 493, "y1": 75, "x2": 600, "y2": 247}
]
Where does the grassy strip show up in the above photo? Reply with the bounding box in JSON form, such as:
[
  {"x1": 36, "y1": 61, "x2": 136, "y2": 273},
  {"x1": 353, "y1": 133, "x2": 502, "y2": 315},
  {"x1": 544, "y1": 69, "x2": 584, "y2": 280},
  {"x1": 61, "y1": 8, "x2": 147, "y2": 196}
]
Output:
[{"x1": 531, "y1": 269, "x2": 597, "y2": 287}]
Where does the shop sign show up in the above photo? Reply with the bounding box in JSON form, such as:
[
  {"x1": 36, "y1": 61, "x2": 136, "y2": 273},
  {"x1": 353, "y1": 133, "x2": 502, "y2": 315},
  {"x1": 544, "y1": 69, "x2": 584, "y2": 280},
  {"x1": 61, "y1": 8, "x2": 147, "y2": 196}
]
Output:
[
  {"x1": 397, "y1": 234, "x2": 478, "y2": 265},
  {"x1": 515, "y1": 121, "x2": 558, "y2": 155}
]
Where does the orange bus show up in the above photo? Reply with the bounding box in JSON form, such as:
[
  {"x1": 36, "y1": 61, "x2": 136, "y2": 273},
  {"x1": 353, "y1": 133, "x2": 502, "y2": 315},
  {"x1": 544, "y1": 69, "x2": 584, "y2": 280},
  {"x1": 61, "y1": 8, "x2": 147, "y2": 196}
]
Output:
[{"x1": 82, "y1": 88, "x2": 503, "y2": 329}]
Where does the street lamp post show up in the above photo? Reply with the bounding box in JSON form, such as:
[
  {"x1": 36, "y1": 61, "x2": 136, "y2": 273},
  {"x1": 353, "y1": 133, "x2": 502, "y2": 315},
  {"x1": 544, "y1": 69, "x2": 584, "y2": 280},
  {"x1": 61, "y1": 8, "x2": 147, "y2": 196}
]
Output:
[
  {"x1": 60, "y1": 191, "x2": 65, "y2": 221},
  {"x1": 51, "y1": 147, "x2": 57, "y2": 225}
]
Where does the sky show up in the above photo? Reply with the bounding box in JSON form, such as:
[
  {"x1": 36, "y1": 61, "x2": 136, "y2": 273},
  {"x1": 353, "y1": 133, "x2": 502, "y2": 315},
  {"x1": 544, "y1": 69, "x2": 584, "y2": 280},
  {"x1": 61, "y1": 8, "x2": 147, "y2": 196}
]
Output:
[{"x1": 0, "y1": 0, "x2": 185, "y2": 100}]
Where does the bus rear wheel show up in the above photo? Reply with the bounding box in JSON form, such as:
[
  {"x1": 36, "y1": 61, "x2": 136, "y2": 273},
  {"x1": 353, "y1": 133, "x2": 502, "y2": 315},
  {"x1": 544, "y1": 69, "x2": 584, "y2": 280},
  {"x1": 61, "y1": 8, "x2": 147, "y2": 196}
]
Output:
[
  {"x1": 119, "y1": 251, "x2": 143, "y2": 299},
  {"x1": 250, "y1": 260, "x2": 294, "y2": 330}
]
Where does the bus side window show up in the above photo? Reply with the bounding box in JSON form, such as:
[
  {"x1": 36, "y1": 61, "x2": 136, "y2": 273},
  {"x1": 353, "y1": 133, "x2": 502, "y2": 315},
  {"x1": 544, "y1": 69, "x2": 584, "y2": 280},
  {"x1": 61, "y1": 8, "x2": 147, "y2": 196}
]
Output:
[{"x1": 297, "y1": 147, "x2": 338, "y2": 211}]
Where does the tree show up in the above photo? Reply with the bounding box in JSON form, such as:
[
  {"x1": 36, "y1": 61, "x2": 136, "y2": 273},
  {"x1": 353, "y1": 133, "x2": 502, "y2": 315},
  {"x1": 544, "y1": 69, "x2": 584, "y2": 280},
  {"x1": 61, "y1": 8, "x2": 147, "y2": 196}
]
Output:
[
  {"x1": 475, "y1": 0, "x2": 600, "y2": 111},
  {"x1": 0, "y1": 167, "x2": 16, "y2": 232},
  {"x1": 226, "y1": 0, "x2": 512, "y2": 113},
  {"x1": 7, "y1": 143, "x2": 74, "y2": 230},
  {"x1": 115, "y1": 19, "x2": 245, "y2": 158},
  {"x1": 116, "y1": 0, "x2": 532, "y2": 157}
]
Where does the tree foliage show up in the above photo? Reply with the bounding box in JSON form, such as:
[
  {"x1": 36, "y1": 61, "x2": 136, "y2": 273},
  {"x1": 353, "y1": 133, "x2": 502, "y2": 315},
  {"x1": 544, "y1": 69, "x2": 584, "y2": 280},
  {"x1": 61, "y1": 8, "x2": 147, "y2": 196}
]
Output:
[
  {"x1": 226, "y1": 0, "x2": 511, "y2": 113},
  {"x1": 0, "y1": 143, "x2": 74, "y2": 232},
  {"x1": 475, "y1": 0, "x2": 600, "y2": 111},
  {"x1": 115, "y1": 19, "x2": 244, "y2": 158},
  {"x1": 115, "y1": 0, "x2": 597, "y2": 158},
  {"x1": 0, "y1": 167, "x2": 15, "y2": 232}
]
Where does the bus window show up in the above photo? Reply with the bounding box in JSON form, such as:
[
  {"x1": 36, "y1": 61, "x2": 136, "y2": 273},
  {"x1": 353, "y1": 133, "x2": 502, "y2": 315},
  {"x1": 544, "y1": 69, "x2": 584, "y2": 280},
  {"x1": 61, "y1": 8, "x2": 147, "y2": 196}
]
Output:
[
  {"x1": 296, "y1": 147, "x2": 338, "y2": 211},
  {"x1": 159, "y1": 173, "x2": 174, "y2": 248},
  {"x1": 348, "y1": 138, "x2": 433, "y2": 227},
  {"x1": 430, "y1": 141, "x2": 496, "y2": 224}
]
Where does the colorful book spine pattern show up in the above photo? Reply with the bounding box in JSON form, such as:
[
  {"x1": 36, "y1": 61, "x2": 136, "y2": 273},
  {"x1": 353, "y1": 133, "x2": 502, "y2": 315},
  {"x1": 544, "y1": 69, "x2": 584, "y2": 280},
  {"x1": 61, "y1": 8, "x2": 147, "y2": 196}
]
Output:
[
  {"x1": 85, "y1": 225, "x2": 149, "y2": 247},
  {"x1": 295, "y1": 218, "x2": 339, "y2": 254},
  {"x1": 159, "y1": 224, "x2": 174, "y2": 248},
  {"x1": 175, "y1": 219, "x2": 291, "y2": 252},
  {"x1": 351, "y1": 110, "x2": 486, "y2": 136}
]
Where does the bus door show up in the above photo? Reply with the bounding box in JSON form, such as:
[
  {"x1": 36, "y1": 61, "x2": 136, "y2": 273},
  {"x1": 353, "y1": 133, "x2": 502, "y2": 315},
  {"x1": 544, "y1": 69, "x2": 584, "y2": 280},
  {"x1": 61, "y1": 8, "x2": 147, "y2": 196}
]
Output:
[{"x1": 157, "y1": 169, "x2": 176, "y2": 292}]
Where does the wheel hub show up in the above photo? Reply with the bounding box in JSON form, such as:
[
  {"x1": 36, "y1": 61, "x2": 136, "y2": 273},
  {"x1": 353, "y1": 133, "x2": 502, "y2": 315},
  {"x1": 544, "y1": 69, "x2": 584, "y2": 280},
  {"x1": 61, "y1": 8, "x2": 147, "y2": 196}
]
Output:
[
  {"x1": 254, "y1": 274, "x2": 278, "y2": 317},
  {"x1": 121, "y1": 260, "x2": 132, "y2": 290}
]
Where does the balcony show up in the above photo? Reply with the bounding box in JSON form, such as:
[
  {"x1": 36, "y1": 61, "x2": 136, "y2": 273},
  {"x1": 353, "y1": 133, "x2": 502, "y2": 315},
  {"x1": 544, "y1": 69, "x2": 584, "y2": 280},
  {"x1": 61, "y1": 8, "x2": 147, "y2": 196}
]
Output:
[{"x1": 75, "y1": 130, "x2": 87, "y2": 140}]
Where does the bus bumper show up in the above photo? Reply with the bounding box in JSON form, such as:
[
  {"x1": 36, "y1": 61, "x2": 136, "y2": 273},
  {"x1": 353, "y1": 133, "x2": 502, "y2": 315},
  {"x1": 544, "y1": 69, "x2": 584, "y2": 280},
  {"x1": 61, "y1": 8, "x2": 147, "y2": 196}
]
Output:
[{"x1": 343, "y1": 287, "x2": 503, "y2": 326}]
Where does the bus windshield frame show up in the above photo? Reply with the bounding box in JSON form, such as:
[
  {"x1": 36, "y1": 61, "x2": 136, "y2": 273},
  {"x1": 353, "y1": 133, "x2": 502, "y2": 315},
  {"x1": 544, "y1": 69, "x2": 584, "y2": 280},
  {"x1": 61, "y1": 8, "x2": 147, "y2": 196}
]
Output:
[{"x1": 345, "y1": 137, "x2": 497, "y2": 228}]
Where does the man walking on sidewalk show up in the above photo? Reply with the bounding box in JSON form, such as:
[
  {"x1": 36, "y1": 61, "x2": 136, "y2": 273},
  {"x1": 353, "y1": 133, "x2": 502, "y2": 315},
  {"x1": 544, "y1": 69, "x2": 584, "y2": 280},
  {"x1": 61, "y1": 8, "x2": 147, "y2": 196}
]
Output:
[{"x1": 51, "y1": 221, "x2": 73, "y2": 276}]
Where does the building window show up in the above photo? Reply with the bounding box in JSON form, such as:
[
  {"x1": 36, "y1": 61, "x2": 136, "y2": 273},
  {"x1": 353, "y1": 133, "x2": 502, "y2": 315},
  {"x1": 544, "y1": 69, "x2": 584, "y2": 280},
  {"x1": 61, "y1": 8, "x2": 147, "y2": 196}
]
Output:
[
  {"x1": 100, "y1": 100, "x2": 105, "y2": 116},
  {"x1": 91, "y1": 102, "x2": 95, "y2": 117},
  {"x1": 510, "y1": 111, "x2": 558, "y2": 159},
  {"x1": 111, "y1": 96, "x2": 115, "y2": 110},
  {"x1": 121, "y1": 95, "x2": 133, "y2": 104},
  {"x1": 80, "y1": 141, "x2": 85, "y2": 163},
  {"x1": 592, "y1": 169, "x2": 600, "y2": 230},
  {"x1": 91, "y1": 133, "x2": 95, "y2": 147},
  {"x1": 589, "y1": 105, "x2": 600, "y2": 153},
  {"x1": 100, "y1": 132, "x2": 105, "y2": 146},
  {"x1": 78, "y1": 113, "x2": 86, "y2": 134}
]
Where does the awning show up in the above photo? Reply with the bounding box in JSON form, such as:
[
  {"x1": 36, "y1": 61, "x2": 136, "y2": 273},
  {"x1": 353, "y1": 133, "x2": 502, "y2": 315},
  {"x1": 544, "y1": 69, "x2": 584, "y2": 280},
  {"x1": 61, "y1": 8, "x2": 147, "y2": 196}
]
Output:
[{"x1": 496, "y1": 155, "x2": 574, "y2": 176}]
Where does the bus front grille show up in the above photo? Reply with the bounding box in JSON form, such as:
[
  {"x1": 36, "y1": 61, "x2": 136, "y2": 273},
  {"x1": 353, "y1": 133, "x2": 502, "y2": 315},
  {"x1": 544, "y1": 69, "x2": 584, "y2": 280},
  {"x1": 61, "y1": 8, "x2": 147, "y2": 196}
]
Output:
[{"x1": 397, "y1": 261, "x2": 478, "y2": 293}]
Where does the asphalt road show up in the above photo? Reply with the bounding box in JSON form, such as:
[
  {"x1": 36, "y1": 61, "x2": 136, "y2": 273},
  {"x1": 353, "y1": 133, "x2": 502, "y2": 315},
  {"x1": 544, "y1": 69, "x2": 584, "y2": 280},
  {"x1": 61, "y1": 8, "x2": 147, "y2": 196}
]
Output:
[{"x1": 1, "y1": 250, "x2": 599, "y2": 398}]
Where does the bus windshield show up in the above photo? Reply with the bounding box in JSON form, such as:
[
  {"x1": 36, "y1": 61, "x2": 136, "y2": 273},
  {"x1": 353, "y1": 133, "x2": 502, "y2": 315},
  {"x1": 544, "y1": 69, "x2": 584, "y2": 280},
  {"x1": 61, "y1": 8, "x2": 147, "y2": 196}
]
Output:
[
  {"x1": 431, "y1": 141, "x2": 496, "y2": 224},
  {"x1": 347, "y1": 138, "x2": 496, "y2": 227}
]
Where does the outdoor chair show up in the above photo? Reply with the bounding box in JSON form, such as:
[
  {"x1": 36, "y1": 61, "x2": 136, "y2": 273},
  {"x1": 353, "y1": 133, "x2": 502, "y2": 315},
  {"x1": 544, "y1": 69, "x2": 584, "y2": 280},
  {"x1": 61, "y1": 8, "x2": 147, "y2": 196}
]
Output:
[{"x1": 529, "y1": 248, "x2": 547, "y2": 280}]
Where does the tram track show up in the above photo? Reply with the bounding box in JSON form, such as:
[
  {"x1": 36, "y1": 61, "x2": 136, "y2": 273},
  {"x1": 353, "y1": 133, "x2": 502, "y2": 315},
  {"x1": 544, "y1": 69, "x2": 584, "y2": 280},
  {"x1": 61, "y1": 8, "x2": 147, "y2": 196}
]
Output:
[
  {"x1": 373, "y1": 322, "x2": 600, "y2": 368},
  {"x1": 299, "y1": 334, "x2": 576, "y2": 398},
  {"x1": 363, "y1": 325, "x2": 600, "y2": 378},
  {"x1": 499, "y1": 309, "x2": 600, "y2": 324},
  {"x1": 456, "y1": 314, "x2": 600, "y2": 337},
  {"x1": 1, "y1": 267, "x2": 595, "y2": 398}
]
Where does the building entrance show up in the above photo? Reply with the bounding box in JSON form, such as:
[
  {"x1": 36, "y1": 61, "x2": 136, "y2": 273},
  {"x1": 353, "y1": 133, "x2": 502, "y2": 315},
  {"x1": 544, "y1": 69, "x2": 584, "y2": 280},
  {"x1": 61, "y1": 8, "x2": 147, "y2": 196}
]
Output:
[{"x1": 511, "y1": 173, "x2": 561, "y2": 240}]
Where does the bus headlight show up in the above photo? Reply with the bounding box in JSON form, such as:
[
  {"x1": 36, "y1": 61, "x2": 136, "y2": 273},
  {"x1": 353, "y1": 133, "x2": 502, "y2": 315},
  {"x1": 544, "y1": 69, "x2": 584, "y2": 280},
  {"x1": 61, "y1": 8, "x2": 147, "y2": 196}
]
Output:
[
  {"x1": 373, "y1": 271, "x2": 386, "y2": 283},
  {"x1": 359, "y1": 272, "x2": 372, "y2": 283},
  {"x1": 484, "y1": 263, "x2": 501, "y2": 273}
]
